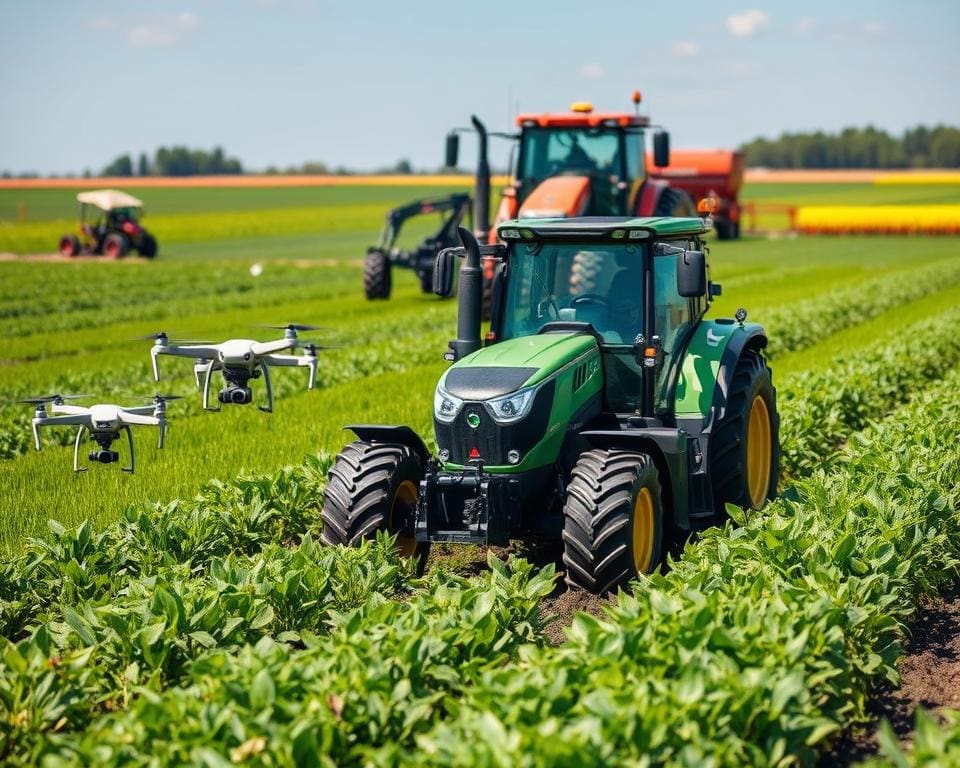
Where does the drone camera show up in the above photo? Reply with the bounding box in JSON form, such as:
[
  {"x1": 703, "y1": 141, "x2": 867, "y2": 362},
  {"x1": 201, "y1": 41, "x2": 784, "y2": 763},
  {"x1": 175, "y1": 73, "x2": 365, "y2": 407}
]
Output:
[
  {"x1": 89, "y1": 449, "x2": 120, "y2": 464},
  {"x1": 219, "y1": 387, "x2": 253, "y2": 405}
]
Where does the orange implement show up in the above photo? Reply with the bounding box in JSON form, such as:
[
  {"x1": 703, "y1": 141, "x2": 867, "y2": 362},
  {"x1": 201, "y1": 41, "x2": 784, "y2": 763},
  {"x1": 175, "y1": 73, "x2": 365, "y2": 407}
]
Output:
[{"x1": 517, "y1": 176, "x2": 591, "y2": 219}]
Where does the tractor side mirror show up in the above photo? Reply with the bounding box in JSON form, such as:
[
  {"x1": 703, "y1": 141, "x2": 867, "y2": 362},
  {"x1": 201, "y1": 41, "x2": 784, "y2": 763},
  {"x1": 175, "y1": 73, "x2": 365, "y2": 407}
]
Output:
[
  {"x1": 653, "y1": 131, "x2": 670, "y2": 168},
  {"x1": 444, "y1": 133, "x2": 460, "y2": 169},
  {"x1": 677, "y1": 250, "x2": 706, "y2": 297},
  {"x1": 434, "y1": 247, "x2": 459, "y2": 297}
]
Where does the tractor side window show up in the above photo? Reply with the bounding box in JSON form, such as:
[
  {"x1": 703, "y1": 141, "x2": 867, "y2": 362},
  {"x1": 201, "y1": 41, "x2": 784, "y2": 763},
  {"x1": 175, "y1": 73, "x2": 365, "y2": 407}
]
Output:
[
  {"x1": 653, "y1": 241, "x2": 694, "y2": 412},
  {"x1": 623, "y1": 131, "x2": 644, "y2": 182}
]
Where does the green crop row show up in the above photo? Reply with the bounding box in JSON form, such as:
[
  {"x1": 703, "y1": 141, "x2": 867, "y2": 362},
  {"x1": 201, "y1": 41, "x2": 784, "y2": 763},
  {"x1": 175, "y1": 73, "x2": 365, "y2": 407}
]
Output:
[
  {"x1": 858, "y1": 709, "x2": 960, "y2": 767},
  {"x1": 763, "y1": 257, "x2": 960, "y2": 359},
  {"x1": 777, "y1": 304, "x2": 960, "y2": 478}
]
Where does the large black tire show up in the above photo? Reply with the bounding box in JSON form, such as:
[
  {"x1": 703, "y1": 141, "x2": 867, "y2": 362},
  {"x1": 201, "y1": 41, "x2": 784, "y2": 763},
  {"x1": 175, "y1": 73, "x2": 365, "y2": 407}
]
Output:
[
  {"x1": 418, "y1": 269, "x2": 434, "y2": 294},
  {"x1": 562, "y1": 449, "x2": 664, "y2": 594},
  {"x1": 714, "y1": 218, "x2": 734, "y2": 240},
  {"x1": 59, "y1": 234, "x2": 81, "y2": 257},
  {"x1": 711, "y1": 350, "x2": 779, "y2": 512},
  {"x1": 363, "y1": 249, "x2": 392, "y2": 300},
  {"x1": 654, "y1": 187, "x2": 695, "y2": 218},
  {"x1": 139, "y1": 233, "x2": 158, "y2": 258},
  {"x1": 322, "y1": 441, "x2": 424, "y2": 561},
  {"x1": 103, "y1": 232, "x2": 129, "y2": 259}
]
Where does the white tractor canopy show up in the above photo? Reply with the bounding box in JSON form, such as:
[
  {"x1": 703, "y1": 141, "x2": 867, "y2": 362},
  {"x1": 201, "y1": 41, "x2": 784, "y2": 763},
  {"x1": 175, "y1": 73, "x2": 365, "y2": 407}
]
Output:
[{"x1": 76, "y1": 189, "x2": 144, "y2": 212}]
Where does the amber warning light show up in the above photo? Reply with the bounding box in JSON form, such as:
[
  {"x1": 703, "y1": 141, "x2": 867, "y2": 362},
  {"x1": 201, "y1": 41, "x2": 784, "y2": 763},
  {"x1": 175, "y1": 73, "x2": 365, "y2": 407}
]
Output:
[{"x1": 697, "y1": 197, "x2": 718, "y2": 215}]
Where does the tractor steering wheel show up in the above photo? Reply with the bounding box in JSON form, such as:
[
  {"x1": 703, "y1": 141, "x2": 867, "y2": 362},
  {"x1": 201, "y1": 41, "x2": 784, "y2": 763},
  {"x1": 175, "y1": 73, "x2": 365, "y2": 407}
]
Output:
[{"x1": 570, "y1": 293, "x2": 611, "y2": 309}]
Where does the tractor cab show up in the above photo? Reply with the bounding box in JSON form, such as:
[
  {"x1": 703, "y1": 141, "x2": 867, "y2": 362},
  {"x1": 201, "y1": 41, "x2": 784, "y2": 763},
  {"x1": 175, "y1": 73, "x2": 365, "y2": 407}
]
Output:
[
  {"x1": 490, "y1": 216, "x2": 716, "y2": 419},
  {"x1": 511, "y1": 105, "x2": 660, "y2": 220}
]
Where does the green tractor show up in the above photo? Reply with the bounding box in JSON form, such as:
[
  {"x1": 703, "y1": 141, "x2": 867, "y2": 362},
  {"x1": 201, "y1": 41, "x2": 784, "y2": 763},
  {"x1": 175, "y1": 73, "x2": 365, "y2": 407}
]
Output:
[{"x1": 323, "y1": 214, "x2": 778, "y2": 593}]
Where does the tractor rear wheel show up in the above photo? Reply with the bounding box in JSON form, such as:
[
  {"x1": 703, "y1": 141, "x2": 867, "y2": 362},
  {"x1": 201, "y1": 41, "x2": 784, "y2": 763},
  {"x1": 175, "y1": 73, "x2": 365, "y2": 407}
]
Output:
[
  {"x1": 139, "y1": 233, "x2": 158, "y2": 258},
  {"x1": 363, "y1": 249, "x2": 392, "y2": 299},
  {"x1": 103, "y1": 233, "x2": 129, "y2": 259},
  {"x1": 59, "y1": 235, "x2": 81, "y2": 257},
  {"x1": 562, "y1": 449, "x2": 664, "y2": 594},
  {"x1": 654, "y1": 187, "x2": 695, "y2": 217},
  {"x1": 322, "y1": 440, "x2": 426, "y2": 566},
  {"x1": 711, "y1": 350, "x2": 779, "y2": 512}
]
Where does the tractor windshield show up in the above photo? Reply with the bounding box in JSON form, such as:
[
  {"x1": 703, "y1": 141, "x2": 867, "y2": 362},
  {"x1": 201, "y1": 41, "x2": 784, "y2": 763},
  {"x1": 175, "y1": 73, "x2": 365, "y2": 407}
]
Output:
[
  {"x1": 519, "y1": 128, "x2": 623, "y2": 189},
  {"x1": 501, "y1": 242, "x2": 645, "y2": 345}
]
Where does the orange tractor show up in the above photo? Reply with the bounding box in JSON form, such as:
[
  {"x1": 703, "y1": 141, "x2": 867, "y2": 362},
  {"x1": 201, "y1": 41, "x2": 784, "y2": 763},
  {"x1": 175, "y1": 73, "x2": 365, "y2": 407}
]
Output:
[{"x1": 363, "y1": 93, "x2": 742, "y2": 303}]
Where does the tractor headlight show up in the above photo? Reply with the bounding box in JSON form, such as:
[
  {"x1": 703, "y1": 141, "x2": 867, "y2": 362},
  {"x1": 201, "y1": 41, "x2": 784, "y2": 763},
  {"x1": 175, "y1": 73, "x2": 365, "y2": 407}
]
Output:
[
  {"x1": 434, "y1": 383, "x2": 463, "y2": 423},
  {"x1": 484, "y1": 386, "x2": 536, "y2": 424}
]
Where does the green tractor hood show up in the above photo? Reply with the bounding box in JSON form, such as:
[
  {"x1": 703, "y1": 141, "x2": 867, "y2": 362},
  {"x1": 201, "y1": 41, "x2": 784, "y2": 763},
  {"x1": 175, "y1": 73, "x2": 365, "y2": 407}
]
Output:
[{"x1": 448, "y1": 332, "x2": 598, "y2": 389}]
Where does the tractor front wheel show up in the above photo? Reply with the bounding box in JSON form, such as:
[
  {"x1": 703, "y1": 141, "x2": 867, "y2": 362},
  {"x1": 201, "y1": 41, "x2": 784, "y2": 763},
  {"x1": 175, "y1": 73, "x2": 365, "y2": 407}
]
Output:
[
  {"x1": 103, "y1": 233, "x2": 129, "y2": 259},
  {"x1": 322, "y1": 441, "x2": 426, "y2": 566},
  {"x1": 654, "y1": 187, "x2": 695, "y2": 218},
  {"x1": 139, "y1": 233, "x2": 158, "y2": 258},
  {"x1": 418, "y1": 269, "x2": 434, "y2": 294},
  {"x1": 562, "y1": 449, "x2": 664, "y2": 594},
  {"x1": 711, "y1": 350, "x2": 779, "y2": 512},
  {"x1": 363, "y1": 249, "x2": 392, "y2": 299},
  {"x1": 59, "y1": 235, "x2": 81, "y2": 257}
]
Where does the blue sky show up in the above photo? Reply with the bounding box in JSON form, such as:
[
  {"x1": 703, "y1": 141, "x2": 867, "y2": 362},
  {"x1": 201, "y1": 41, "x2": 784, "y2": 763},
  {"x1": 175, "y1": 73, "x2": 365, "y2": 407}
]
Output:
[{"x1": 2, "y1": 0, "x2": 958, "y2": 174}]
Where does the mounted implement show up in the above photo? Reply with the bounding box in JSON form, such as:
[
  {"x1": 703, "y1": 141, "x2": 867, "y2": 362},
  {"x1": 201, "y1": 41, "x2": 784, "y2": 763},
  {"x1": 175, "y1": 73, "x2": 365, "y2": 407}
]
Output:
[
  {"x1": 327, "y1": 212, "x2": 779, "y2": 594},
  {"x1": 58, "y1": 189, "x2": 158, "y2": 259},
  {"x1": 363, "y1": 193, "x2": 471, "y2": 299}
]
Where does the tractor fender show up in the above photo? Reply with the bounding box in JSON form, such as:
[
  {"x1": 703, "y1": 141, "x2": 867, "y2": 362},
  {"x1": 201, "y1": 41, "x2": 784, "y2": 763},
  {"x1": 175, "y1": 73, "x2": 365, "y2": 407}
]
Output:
[
  {"x1": 674, "y1": 320, "x2": 767, "y2": 429},
  {"x1": 345, "y1": 425, "x2": 430, "y2": 467},
  {"x1": 579, "y1": 427, "x2": 691, "y2": 530}
]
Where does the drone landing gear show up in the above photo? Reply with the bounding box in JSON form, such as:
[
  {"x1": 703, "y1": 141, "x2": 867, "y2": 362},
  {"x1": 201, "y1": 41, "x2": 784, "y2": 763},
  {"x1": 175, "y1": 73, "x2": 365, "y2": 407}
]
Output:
[
  {"x1": 258, "y1": 363, "x2": 273, "y2": 414},
  {"x1": 73, "y1": 427, "x2": 135, "y2": 474}
]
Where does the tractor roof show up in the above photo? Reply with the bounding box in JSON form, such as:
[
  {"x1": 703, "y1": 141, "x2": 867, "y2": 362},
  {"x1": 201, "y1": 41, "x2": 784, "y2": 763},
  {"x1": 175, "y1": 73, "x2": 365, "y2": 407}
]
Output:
[
  {"x1": 76, "y1": 189, "x2": 144, "y2": 211},
  {"x1": 516, "y1": 112, "x2": 649, "y2": 129},
  {"x1": 498, "y1": 216, "x2": 710, "y2": 240}
]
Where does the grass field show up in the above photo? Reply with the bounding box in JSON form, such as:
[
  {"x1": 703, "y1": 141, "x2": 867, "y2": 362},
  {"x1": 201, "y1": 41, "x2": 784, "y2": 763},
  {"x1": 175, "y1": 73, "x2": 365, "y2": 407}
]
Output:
[
  {"x1": 2, "y1": 179, "x2": 960, "y2": 765},
  {"x1": 0, "y1": 181, "x2": 958, "y2": 551}
]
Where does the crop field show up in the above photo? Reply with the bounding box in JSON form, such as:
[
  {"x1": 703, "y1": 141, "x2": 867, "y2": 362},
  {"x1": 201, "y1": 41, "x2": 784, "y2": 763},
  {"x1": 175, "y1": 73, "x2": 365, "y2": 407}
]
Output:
[{"x1": 1, "y1": 180, "x2": 960, "y2": 765}]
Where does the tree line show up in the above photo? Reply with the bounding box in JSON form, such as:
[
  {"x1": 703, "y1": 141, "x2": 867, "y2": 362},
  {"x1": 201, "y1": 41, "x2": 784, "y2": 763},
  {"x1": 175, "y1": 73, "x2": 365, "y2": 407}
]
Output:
[
  {"x1": 102, "y1": 146, "x2": 243, "y2": 177},
  {"x1": 740, "y1": 125, "x2": 960, "y2": 169}
]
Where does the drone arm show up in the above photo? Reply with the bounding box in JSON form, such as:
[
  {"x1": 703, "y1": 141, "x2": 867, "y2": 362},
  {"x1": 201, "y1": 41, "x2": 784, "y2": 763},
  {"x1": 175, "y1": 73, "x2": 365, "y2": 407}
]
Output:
[
  {"x1": 259, "y1": 362, "x2": 274, "y2": 413},
  {"x1": 264, "y1": 354, "x2": 318, "y2": 390},
  {"x1": 51, "y1": 404, "x2": 88, "y2": 416},
  {"x1": 251, "y1": 338, "x2": 295, "y2": 357},
  {"x1": 121, "y1": 405, "x2": 156, "y2": 416},
  {"x1": 154, "y1": 345, "x2": 220, "y2": 381},
  {"x1": 119, "y1": 411, "x2": 161, "y2": 427}
]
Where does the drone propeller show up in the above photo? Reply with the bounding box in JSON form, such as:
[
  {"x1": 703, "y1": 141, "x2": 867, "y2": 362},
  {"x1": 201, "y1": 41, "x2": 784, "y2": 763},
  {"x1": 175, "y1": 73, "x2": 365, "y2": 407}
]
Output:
[
  {"x1": 301, "y1": 342, "x2": 339, "y2": 354},
  {"x1": 16, "y1": 393, "x2": 92, "y2": 405},
  {"x1": 130, "y1": 332, "x2": 213, "y2": 345},
  {"x1": 255, "y1": 323, "x2": 331, "y2": 332},
  {"x1": 150, "y1": 393, "x2": 184, "y2": 402}
]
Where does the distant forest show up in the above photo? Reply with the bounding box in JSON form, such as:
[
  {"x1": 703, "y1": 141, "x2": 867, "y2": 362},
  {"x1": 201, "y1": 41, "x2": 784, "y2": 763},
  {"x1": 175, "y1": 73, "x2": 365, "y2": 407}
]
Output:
[
  {"x1": 740, "y1": 125, "x2": 960, "y2": 169},
  {"x1": 102, "y1": 146, "x2": 244, "y2": 177}
]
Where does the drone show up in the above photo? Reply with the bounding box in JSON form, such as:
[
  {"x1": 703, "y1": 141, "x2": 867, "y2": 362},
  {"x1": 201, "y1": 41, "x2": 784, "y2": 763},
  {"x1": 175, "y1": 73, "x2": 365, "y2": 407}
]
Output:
[
  {"x1": 22, "y1": 393, "x2": 177, "y2": 474},
  {"x1": 147, "y1": 324, "x2": 325, "y2": 413}
]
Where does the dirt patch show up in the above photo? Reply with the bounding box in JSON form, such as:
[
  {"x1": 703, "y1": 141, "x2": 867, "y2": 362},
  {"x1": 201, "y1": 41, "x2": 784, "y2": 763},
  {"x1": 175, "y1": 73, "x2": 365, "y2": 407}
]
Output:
[
  {"x1": 540, "y1": 587, "x2": 613, "y2": 646},
  {"x1": 0, "y1": 252, "x2": 148, "y2": 264},
  {"x1": 823, "y1": 582, "x2": 960, "y2": 764}
]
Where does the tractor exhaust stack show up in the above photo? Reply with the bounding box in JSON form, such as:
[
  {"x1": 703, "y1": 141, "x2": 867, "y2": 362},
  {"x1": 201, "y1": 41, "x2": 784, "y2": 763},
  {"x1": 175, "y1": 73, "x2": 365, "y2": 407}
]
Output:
[
  {"x1": 449, "y1": 226, "x2": 483, "y2": 361},
  {"x1": 470, "y1": 115, "x2": 490, "y2": 243}
]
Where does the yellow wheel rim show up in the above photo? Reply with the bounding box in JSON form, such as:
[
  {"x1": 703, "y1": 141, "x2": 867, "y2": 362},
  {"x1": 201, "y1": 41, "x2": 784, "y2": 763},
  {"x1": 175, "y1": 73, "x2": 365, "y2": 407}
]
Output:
[
  {"x1": 391, "y1": 480, "x2": 419, "y2": 558},
  {"x1": 746, "y1": 395, "x2": 772, "y2": 509},
  {"x1": 631, "y1": 487, "x2": 655, "y2": 573}
]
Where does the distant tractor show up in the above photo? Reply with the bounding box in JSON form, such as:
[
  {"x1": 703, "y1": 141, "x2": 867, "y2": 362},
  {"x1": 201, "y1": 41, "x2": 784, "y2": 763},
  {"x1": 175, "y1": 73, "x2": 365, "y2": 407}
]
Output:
[
  {"x1": 648, "y1": 150, "x2": 745, "y2": 239},
  {"x1": 328, "y1": 213, "x2": 780, "y2": 594},
  {"x1": 363, "y1": 93, "x2": 700, "y2": 304},
  {"x1": 58, "y1": 189, "x2": 158, "y2": 259}
]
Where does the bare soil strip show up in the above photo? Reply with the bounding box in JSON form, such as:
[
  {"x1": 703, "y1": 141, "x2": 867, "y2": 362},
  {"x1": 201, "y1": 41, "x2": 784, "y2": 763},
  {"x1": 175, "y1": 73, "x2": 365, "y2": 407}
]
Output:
[{"x1": 824, "y1": 582, "x2": 960, "y2": 764}]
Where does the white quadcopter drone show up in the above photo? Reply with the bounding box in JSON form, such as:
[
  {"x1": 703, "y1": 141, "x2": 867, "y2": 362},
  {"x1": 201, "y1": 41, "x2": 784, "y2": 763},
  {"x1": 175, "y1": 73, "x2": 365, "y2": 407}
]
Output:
[
  {"x1": 23, "y1": 393, "x2": 177, "y2": 474},
  {"x1": 147, "y1": 324, "x2": 325, "y2": 412}
]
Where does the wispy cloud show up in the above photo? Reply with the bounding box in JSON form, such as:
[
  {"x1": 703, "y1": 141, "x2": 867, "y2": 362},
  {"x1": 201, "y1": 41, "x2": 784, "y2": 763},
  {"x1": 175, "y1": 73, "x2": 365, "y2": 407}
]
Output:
[
  {"x1": 671, "y1": 40, "x2": 699, "y2": 57},
  {"x1": 128, "y1": 25, "x2": 176, "y2": 47},
  {"x1": 580, "y1": 63, "x2": 605, "y2": 80},
  {"x1": 726, "y1": 10, "x2": 770, "y2": 38},
  {"x1": 126, "y1": 12, "x2": 201, "y2": 47},
  {"x1": 794, "y1": 17, "x2": 815, "y2": 34},
  {"x1": 863, "y1": 20, "x2": 886, "y2": 36}
]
